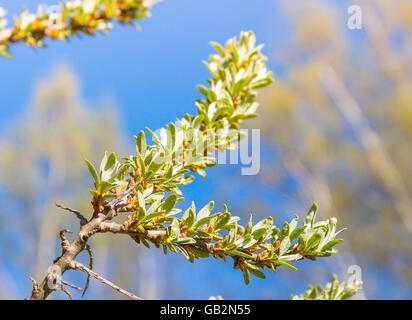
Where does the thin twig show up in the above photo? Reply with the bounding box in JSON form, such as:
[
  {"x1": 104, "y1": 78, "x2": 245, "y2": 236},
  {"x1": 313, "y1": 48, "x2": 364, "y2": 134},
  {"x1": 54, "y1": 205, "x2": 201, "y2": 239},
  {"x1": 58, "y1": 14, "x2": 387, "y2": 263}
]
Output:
[
  {"x1": 59, "y1": 229, "x2": 72, "y2": 252},
  {"x1": 61, "y1": 279, "x2": 82, "y2": 291},
  {"x1": 60, "y1": 285, "x2": 73, "y2": 300},
  {"x1": 29, "y1": 276, "x2": 40, "y2": 296},
  {"x1": 70, "y1": 261, "x2": 143, "y2": 300},
  {"x1": 110, "y1": 178, "x2": 145, "y2": 208},
  {"x1": 102, "y1": 179, "x2": 145, "y2": 221},
  {"x1": 56, "y1": 202, "x2": 88, "y2": 225},
  {"x1": 30, "y1": 181, "x2": 145, "y2": 300},
  {"x1": 82, "y1": 244, "x2": 93, "y2": 297}
]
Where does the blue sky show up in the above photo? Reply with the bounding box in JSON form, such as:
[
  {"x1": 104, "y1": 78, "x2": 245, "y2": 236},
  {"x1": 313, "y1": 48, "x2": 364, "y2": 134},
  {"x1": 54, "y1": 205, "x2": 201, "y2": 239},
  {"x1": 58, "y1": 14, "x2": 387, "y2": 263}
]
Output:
[
  {"x1": 1, "y1": 0, "x2": 411, "y2": 299},
  {"x1": 0, "y1": 0, "x2": 278, "y2": 138}
]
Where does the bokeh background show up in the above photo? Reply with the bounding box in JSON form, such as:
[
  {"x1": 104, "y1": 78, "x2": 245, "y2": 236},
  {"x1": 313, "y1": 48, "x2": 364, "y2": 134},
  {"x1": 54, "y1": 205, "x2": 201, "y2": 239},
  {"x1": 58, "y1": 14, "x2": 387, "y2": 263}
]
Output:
[{"x1": 1, "y1": 0, "x2": 412, "y2": 299}]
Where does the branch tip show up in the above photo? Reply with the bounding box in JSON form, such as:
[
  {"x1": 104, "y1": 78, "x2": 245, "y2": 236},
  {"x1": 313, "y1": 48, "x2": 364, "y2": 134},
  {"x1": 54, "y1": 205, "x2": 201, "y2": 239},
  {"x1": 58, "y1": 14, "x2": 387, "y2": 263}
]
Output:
[
  {"x1": 60, "y1": 285, "x2": 73, "y2": 300},
  {"x1": 55, "y1": 202, "x2": 88, "y2": 225},
  {"x1": 70, "y1": 261, "x2": 143, "y2": 300}
]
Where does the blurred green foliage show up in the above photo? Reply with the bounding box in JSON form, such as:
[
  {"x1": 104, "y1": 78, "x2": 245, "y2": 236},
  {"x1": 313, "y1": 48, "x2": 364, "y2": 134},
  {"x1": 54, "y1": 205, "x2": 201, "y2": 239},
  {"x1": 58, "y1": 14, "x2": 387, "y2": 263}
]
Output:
[{"x1": 255, "y1": 0, "x2": 412, "y2": 290}]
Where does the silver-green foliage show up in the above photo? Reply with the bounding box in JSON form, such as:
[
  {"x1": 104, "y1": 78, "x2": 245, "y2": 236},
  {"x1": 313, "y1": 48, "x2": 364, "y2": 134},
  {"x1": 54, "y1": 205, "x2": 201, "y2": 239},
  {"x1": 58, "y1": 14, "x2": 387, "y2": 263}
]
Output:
[
  {"x1": 291, "y1": 274, "x2": 363, "y2": 300},
  {"x1": 84, "y1": 31, "x2": 346, "y2": 285}
]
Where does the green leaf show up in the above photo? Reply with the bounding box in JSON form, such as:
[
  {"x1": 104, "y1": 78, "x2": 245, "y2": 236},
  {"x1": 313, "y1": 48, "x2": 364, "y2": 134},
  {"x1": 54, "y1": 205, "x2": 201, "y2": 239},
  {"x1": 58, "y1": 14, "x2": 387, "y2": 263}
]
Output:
[
  {"x1": 228, "y1": 222, "x2": 238, "y2": 244},
  {"x1": 242, "y1": 268, "x2": 250, "y2": 285},
  {"x1": 97, "y1": 181, "x2": 112, "y2": 195},
  {"x1": 289, "y1": 226, "x2": 306, "y2": 242},
  {"x1": 148, "y1": 151, "x2": 167, "y2": 173},
  {"x1": 175, "y1": 237, "x2": 196, "y2": 245},
  {"x1": 305, "y1": 203, "x2": 318, "y2": 226},
  {"x1": 135, "y1": 152, "x2": 146, "y2": 176},
  {"x1": 322, "y1": 239, "x2": 343, "y2": 251},
  {"x1": 194, "y1": 201, "x2": 214, "y2": 227},
  {"x1": 244, "y1": 214, "x2": 253, "y2": 235},
  {"x1": 137, "y1": 206, "x2": 146, "y2": 221},
  {"x1": 0, "y1": 50, "x2": 12, "y2": 58},
  {"x1": 291, "y1": 275, "x2": 362, "y2": 300},
  {"x1": 170, "y1": 218, "x2": 180, "y2": 239},
  {"x1": 141, "y1": 239, "x2": 150, "y2": 248},
  {"x1": 99, "y1": 152, "x2": 109, "y2": 178},
  {"x1": 85, "y1": 159, "x2": 99, "y2": 187},
  {"x1": 177, "y1": 246, "x2": 192, "y2": 262},
  {"x1": 166, "y1": 123, "x2": 177, "y2": 151},
  {"x1": 137, "y1": 191, "x2": 145, "y2": 209},
  {"x1": 200, "y1": 157, "x2": 217, "y2": 167},
  {"x1": 305, "y1": 233, "x2": 322, "y2": 251},
  {"x1": 247, "y1": 267, "x2": 266, "y2": 279},
  {"x1": 279, "y1": 221, "x2": 290, "y2": 240},
  {"x1": 140, "y1": 211, "x2": 165, "y2": 223},
  {"x1": 289, "y1": 215, "x2": 299, "y2": 232},
  {"x1": 214, "y1": 212, "x2": 231, "y2": 230},
  {"x1": 192, "y1": 115, "x2": 204, "y2": 129},
  {"x1": 193, "y1": 213, "x2": 219, "y2": 229},
  {"x1": 162, "y1": 194, "x2": 177, "y2": 213},
  {"x1": 190, "y1": 247, "x2": 210, "y2": 258},
  {"x1": 182, "y1": 204, "x2": 196, "y2": 228},
  {"x1": 135, "y1": 131, "x2": 147, "y2": 155},
  {"x1": 146, "y1": 127, "x2": 160, "y2": 145},
  {"x1": 276, "y1": 260, "x2": 298, "y2": 271},
  {"x1": 230, "y1": 250, "x2": 254, "y2": 259},
  {"x1": 279, "y1": 237, "x2": 291, "y2": 256},
  {"x1": 114, "y1": 163, "x2": 129, "y2": 181},
  {"x1": 197, "y1": 168, "x2": 207, "y2": 178},
  {"x1": 146, "y1": 198, "x2": 162, "y2": 215},
  {"x1": 105, "y1": 152, "x2": 116, "y2": 172},
  {"x1": 110, "y1": 181, "x2": 127, "y2": 188},
  {"x1": 252, "y1": 227, "x2": 267, "y2": 240},
  {"x1": 100, "y1": 152, "x2": 117, "y2": 181},
  {"x1": 210, "y1": 41, "x2": 225, "y2": 56},
  {"x1": 278, "y1": 253, "x2": 302, "y2": 262}
]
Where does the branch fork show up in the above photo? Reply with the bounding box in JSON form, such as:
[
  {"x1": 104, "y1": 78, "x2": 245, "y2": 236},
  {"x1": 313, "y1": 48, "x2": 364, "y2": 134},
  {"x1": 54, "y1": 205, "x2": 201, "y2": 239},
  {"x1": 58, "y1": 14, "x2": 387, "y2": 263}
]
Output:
[{"x1": 30, "y1": 185, "x2": 143, "y2": 300}]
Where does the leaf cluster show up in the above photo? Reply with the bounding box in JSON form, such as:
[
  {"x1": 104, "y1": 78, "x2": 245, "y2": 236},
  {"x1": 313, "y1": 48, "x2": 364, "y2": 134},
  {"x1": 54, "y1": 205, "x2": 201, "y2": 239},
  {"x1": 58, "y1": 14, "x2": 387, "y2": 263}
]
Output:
[
  {"x1": 291, "y1": 274, "x2": 363, "y2": 300},
  {"x1": 83, "y1": 32, "x2": 345, "y2": 284},
  {"x1": 0, "y1": 0, "x2": 151, "y2": 57}
]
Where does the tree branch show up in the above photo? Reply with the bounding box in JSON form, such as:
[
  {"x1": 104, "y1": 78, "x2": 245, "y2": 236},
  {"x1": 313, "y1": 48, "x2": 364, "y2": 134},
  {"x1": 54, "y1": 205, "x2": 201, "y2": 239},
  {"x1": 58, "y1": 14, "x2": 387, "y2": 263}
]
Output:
[
  {"x1": 61, "y1": 279, "x2": 82, "y2": 291},
  {"x1": 29, "y1": 184, "x2": 144, "y2": 300},
  {"x1": 82, "y1": 244, "x2": 93, "y2": 297},
  {"x1": 56, "y1": 203, "x2": 88, "y2": 226},
  {"x1": 59, "y1": 229, "x2": 72, "y2": 253},
  {"x1": 60, "y1": 285, "x2": 73, "y2": 300},
  {"x1": 70, "y1": 261, "x2": 143, "y2": 300},
  {"x1": 28, "y1": 276, "x2": 40, "y2": 298},
  {"x1": 0, "y1": 0, "x2": 155, "y2": 57}
]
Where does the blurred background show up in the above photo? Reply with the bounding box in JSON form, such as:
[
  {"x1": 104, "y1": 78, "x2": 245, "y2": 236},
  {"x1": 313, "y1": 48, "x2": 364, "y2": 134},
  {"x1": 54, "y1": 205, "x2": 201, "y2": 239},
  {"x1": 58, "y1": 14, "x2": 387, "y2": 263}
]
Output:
[{"x1": 0, "y1": 0, "x2": 412, "y2": 299}]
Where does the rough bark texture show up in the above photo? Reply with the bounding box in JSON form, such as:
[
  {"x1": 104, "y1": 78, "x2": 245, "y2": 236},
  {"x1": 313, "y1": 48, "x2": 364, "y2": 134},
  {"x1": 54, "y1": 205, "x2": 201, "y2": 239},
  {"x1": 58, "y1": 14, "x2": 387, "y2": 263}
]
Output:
[{"x1": 29, "y1": 183, "x2": 139, "y2": 300}]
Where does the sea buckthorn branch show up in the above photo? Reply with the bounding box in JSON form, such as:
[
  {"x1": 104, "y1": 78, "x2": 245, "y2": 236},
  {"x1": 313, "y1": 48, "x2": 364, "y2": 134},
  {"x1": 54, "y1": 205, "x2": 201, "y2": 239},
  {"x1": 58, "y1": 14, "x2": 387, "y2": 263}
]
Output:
[
  {"x1": 28, "y1": 31, "x2": 346, "y2": 299},
  {"x1": 100, "y1": 203, "x2": 345, "y2": 285},
  {"x1": 85, "y1": 31, "x2": 274, "y2": 217},
  {"x1": 85, "y1": 32, "x2": 343, "y2": 284},
  {"x1": 0, "y1": 0, "x2": 154, "y2": 57},
  {"x1": 291, "y1": 274, "x2": 363, "y2": 300},
  {"x1": 210, "y1": 274, "x2": 363, "y2": 300}
]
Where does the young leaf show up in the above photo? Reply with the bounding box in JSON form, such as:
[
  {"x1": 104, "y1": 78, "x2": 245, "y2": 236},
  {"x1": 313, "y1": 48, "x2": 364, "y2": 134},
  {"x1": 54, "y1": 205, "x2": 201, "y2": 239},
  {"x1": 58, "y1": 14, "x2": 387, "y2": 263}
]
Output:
[
  {"x1": 85, "y1": 159, "x2": 99, "y2": 187},
  {"x1": 135, "y1": 131, "x2": 147, "y2": 155},
  {"x1": 242, "y1": 268, "x2": 250, "y2": 285},
  {"x1": 194, "y1": 201, "x2": 214, "y2": 227},
  {"x1": 247, "y1": 267, "x2": 266, "y2": 279},
  {"x1": 162, "y1": 194, "x2": 178, "y2": 213},
  {"x1": 170, "y1": 218, "x2": 180, "y2": 239},
  {"x1": 101, "y1": 152, "x2": 117, "y2": 181},
  {"x1": 305, "y1": 233, "x2": 322, "y2": 251}
]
